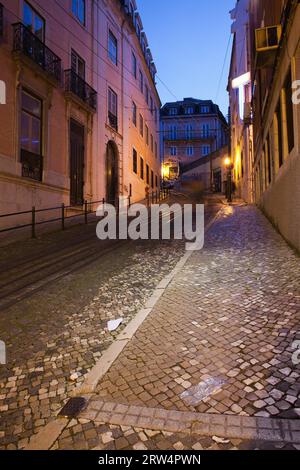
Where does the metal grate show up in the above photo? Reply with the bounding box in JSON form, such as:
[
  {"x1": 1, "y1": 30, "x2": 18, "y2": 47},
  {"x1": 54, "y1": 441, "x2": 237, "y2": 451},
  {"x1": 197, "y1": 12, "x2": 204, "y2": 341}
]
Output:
[{"x1": 58, "y1": 397, "x2": 87, "y2": 419}]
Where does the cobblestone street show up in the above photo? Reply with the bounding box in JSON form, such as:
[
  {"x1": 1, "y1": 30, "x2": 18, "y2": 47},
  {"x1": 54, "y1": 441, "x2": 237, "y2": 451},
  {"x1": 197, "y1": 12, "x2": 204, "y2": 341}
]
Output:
[
  {"x1": 0, "y1": 195, "x2": 219, "y2": 450},
  {"x1": 46, "y1": 203, "x2": 300, "y2": 451},
  {"x1": 1, "y1": 200, "x2": 300, "y2": 451}
]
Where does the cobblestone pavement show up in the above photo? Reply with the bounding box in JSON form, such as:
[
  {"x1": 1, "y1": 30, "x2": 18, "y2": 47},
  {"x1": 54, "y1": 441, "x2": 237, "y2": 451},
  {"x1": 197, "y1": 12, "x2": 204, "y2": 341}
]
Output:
[
  {"x1": 51, "y1": 419, "x2": 299, "y2": 451},
  {"x1": 0, "y1": 196, "x2": 220, "y2": 450},
  {"x1": 44, "y1": 203, "x2": 300, "y2": 451},
  {"x1": 94, "y1": 205, "x2": 300, "y2": 420}
]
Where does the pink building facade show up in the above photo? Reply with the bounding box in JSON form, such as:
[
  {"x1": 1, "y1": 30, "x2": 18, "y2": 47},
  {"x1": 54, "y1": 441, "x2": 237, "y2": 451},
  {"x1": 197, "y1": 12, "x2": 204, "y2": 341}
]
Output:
[{"x1": 0, "y1": 0, "x2": 161, "y2": 223}]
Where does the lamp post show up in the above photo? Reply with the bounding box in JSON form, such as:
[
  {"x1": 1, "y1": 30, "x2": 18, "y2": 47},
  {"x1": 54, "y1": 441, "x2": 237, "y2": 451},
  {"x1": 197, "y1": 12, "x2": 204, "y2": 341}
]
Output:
[{"x1": 224, "y1": 158, "x2": 234, "y2": 203}]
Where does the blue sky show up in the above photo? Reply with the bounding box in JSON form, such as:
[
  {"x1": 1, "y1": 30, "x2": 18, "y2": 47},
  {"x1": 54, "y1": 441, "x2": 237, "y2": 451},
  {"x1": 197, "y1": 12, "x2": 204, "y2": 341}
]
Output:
[{"x1": 138, "y1": 0, "x2": 235, "y2": 117}]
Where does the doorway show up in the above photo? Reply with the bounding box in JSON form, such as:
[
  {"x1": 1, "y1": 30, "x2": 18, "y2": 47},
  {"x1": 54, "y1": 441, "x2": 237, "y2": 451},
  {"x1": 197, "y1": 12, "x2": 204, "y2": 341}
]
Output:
[
  {"x1": 70, "y1": 119, "x2": 85, "y2": 206},
  {"x1": 106, "y1": 141, "x2": 118, "y2": 204}
]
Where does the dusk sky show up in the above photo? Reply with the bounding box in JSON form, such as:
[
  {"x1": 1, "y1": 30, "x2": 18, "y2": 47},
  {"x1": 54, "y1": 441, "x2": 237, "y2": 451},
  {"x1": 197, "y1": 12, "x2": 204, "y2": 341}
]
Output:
[{"x1": 138, "y1": 0, "x2": 235, "y2": 117}]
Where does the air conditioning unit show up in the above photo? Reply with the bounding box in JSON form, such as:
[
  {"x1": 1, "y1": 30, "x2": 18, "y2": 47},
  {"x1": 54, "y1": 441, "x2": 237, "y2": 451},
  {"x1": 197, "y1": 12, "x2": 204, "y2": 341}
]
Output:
[
  {"x1": 255, "y1": 25, "x2": 282, "y2": 51},
  {"x1": 255, "y1": 25, "x2": 282, "y2": 68}
]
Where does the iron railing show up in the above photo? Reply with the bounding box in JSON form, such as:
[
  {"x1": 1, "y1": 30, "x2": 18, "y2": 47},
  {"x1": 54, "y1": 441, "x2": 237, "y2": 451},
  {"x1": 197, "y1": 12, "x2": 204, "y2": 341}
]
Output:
[
  {"x1": 64, "y1": 69, "x2": 97, "y2": 111},
  {"x1": 0, "y1": 190, "x2": 170, "y2": 239},
  {"x1": 0, "y1": 3, "x2": 4, "y2": 38},
  {"x1": 163, "y1": 130, "x2": 216, "y2": 142},
  {"x1": 12, "y1": 22, "x2": 62, "y2": 83},
  {"x1": 21, "y1": 149, "x2": 43, "y2": 181},
  {"x1": 108, "y1": 111, "x2": 118, "y2": 131}
]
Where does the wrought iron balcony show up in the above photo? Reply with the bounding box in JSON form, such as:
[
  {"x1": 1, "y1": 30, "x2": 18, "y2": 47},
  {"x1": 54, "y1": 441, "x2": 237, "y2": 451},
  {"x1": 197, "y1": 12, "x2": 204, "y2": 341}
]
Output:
[
  {"x1": 13, "y1": 23, "x2": 62, "y2": 83},
  {"x1": 21, "y1": 149, "x2": 43, "y2": 181},
  {"x1": 64, "y1": 69, "x2": 97, "y2": 111},
  {"x1": 163, "y1": 130, "x2": 216, "y2": 142},
  {"x1": 108, "y1": 111, "x2": 118, "y2": 131},
  {"x1": 0, "y1": 3, "x2": 4, "y2": 37}
]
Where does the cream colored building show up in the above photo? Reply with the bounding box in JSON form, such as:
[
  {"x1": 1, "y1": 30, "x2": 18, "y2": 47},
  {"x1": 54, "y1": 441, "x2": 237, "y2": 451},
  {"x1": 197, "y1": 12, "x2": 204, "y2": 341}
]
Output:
[
  {"x1": 228, "y1": 0, "x2": 254, "y2": 204},
  {"x1": 249, "y1": 0, "x2": 300, "y2": 252},
  {"x1": 0, "y1": 0, "x2": 160, "y2": 225}
]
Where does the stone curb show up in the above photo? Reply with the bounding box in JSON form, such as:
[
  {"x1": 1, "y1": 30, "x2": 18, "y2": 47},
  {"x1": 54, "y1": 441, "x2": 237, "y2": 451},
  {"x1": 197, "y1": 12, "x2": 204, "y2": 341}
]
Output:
[
  {"x1": 81, "y1": 400, "x2": 300, "y2": 444},
  {"x1": 24, "y1": 207, "x2": 223, "y2": 450}
]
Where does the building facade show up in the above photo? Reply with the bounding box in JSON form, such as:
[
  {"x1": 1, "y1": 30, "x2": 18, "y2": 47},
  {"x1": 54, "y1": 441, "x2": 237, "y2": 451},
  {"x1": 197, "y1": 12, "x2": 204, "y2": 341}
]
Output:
[
  {"x1": 181, "y1": 146, "x2": 229, "y2": 194},
  {"x1": 0, "y1": 0, "x2": 161, "y2": 224},
  {"x1": 250, "y1": 0, "x2": 300, "y2": 253},
  {"x1": 230, "y1": 0, "x2": 300, "y2": 251},
  {"x1": 160, "y1": 98, "x2": 228, "y2": 183},
  {"x1": 228, "y1": 0, "x2": 254, "y2": 203}
]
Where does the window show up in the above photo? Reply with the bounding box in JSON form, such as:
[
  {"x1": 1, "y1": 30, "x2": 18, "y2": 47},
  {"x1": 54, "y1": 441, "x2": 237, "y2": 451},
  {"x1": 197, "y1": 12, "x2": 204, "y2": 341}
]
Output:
[
  {"x1": 133, "y1": 148, "x2": 138, "y2": 174},
  {"x1": 202, "y1": 123, "x2": 210, "y2": 138},
  {"x1": 202, "y1": 145, "x2": 211, "y2": 156},
  {"x1": 139, "y1": 70, "x2": 143, "y2": 93},
  {"x1": 201, "y1": 106, "x2": 210, "y2": 113},
  {"x1": 151, "y1": 134, "x2": 154, "y2": 152},
  {"x1": 71, "y1": 50, "x2": 85, "y2": 79},
  {"x1": 139, "y1": 114, "x2": 143, "y2": 137},
  {"x1": 151, "y1": 170, "x2": 154, "y2": 189},
  {"x1": 155, "y1": 175, "x2": 158, "y2": 188},
  {"x1": 276, "y1": 100, "x2": 283, "y2": 168},
  {"x1": 23, "y1": 1, "x2": 45, "y2": 41},
  {"x1": 169, "y1": 108, "x2": 178, "y2": 116},
  {"x1": 284, "y1": 68, "x2": 295, "y2": 154},
  {"x1": 155, "y1": 142, "x2": 158, "y2": 159},
  {"x1": 72, "y1": 0, "x2": 85, "y2": 26},
  {"x1": 185, "y1": 107, "x2": 194, "y2": 115},
  {"x1": 186, "y1": 146, "x2": 194, "y2": 157},
  {"x1": 169, "y1": 125, "x2": 177, "y2": 140},
  {"x1": 21, "y1": 90, "x2": 43, "y2": 180},
  {"x1": 132, "y1": 101, "x2": 137, "y2": 126},
  {"x1": 145, "y1": 85, "x2": 149, "y2": 105},
  {"x1": 108, "y1": 30, "x2": 118, "y2": 65},
  {"x1": 150, "y1": 96, "x2": 153, "y2": 114},
  {"x1": 145, "y1": 125, "x2": 149, "y2": 145},
  {"x1": 146, "y1": 164, "x2": 150, "y2": 184},
  {"x1": 140, "y1": 157, "x2": 144, "y2": 180},
  {"x1": 132, "y1": 52, "x2": 137, "y2": 79},
  {"x1": 186, "y1": 124, "x2": 193, "y2": 139},
  {"x1": 170, "y1": 147, "x2": 177, "y2": 156},
  {"x1": 108, "y1": 88, "x2": 118, "y2": 130}
]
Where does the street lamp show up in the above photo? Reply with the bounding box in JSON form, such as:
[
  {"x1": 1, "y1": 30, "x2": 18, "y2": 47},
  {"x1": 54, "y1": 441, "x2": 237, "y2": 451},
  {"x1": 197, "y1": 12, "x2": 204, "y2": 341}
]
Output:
[{"x1": 224, "y1": 158, "x2": 234, "y2": 203}]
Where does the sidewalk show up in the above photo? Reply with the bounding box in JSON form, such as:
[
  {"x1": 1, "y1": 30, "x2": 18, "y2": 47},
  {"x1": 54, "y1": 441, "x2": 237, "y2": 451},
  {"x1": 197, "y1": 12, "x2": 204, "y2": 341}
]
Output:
[{"x1": 28, "y1": 204, "x2": 300, "y2": 450}]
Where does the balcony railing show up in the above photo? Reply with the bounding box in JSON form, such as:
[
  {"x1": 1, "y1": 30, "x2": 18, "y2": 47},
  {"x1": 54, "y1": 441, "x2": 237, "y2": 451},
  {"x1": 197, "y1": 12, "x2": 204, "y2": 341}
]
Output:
[
  {"x1": 13, "y1": 23, "x2": 62, "y2": 83},
  {"x1": 163, "y1": 130, "x2": 216, "y2": 141},
  {"x1": 108, "y1": 111, "x2": 118, "y2": 131},
  {"x1": 0, "y1": 3, "x2": 4, "y2": 37},
  {"x1": 21, "y1": 149, "x2": 43, "y2": 181},
  {"x1": 64, "y1": 69, "x2": 97, "y2": 111}
]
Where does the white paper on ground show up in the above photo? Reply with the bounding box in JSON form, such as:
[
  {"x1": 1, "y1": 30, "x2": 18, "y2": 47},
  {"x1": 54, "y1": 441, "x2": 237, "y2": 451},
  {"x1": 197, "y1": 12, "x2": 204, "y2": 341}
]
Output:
[{"x1": 107, "y1": 318, "x2": 123, "y2": 332}]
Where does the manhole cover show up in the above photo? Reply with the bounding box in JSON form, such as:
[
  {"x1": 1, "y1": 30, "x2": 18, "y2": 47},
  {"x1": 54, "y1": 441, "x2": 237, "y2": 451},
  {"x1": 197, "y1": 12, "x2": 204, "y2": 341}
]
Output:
[{"x1": 58, "y1": 397, "x2": 87, "y2": 418}]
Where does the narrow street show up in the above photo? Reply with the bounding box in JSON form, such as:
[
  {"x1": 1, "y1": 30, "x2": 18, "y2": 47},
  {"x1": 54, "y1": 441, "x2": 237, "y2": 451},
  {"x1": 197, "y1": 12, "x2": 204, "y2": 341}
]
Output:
[
  {"x1": 0, "y1": 0, "x2": 300, "y2": 461},
  {"x1": 0, "y1": 193, "x2": 221, "y2": 450},
  {"x1": 46, "y1": 202, "x2": 300, "y2": 451},
  {"x1": 1, "y1": 194, "x2": 299, "y2": 451}
]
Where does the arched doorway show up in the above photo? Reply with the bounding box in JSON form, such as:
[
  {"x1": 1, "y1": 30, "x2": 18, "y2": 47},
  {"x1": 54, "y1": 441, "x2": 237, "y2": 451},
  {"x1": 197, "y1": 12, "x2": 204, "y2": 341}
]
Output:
[{"x1": 106, "y1": 141, "x2": 118, "y2": 204}]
